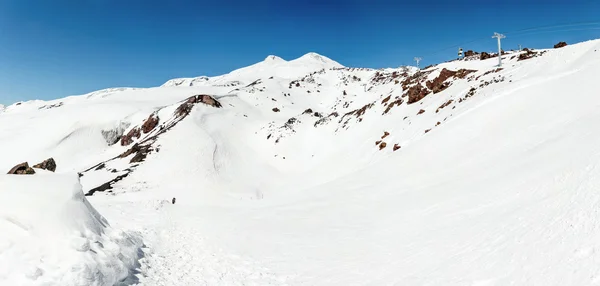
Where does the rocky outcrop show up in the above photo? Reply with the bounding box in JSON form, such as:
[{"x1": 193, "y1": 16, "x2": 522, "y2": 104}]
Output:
[
  {"x1": 119, "y1": 143, "x2": 151, "y2": 164},
  {"x1": 417, "y1": 109, "x2": 425, "y2": 115},
  {"x1": 383, "y1": 97, "x2": 404, "y2": 114},
  {"x1": 120, "y1": 127, "x2": 141, "y2": 146},
  {"x1": 272, "y1": 107, "x2": 280, "y2": 112},
  {"x1": 141, "y1": 113, "x2": 159, "y2": 134},
  {"x1": 480, "y1": 52, "x2": 492, "y2": 60},
  {"x1": 7, "y1": 162, "x2": 35, "y2": 175},
  {"x1": 32, "y1": 158, "x2": 56, "y2": 172},
  {"x1": 393, "y1": 144, "x2": 401, "y2": 151},
  {"x1": 175, "y1": 94, "x2": 222, "y2": 118},
  {"x1": 85, "y1": 173, "x2": 130, "y2": 196},
  {"x1": 406, "y1": 84, "x2": 431, "y2": 104},
  {"x1": 378, "y1": 142, "x2": 387, "y2": 150},
  {"x1": 518, "y1": 49, "x2": 538, "y2": 61},
  {"x1": 554, "y1": 42, "x2": 567, "y2": 48},
  {"x1": 426, "y1": 68, "x2": 458, "y2": 94},
  {"x1": 454, "y1": 69, "x2": 476, "y2": 79}
]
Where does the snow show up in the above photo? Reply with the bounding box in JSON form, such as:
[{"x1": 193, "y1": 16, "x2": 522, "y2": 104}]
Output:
[
  {"x1": 0, "y1": 174, "x2": 143, "y2": 286},
  {"x1": 1, "y1": 39, "x2": 600, "y2": 285}
]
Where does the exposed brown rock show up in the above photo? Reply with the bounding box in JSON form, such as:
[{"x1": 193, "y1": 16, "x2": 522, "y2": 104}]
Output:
[
  {"x1": 7, "y1": 162, "x2": 35, "y2": 175},
  {"x1": 85, "y1": 173, "x2": 130, "y2": 196},
  {"x1": 417, "y1": 109, "x2": 425, "y2": 115},
  {"x1": 141, "y1": 113, "x2": 159, "y2": 134},
  {"x1": 424, "y1": 129, "x2": 431, "y2": 133},
  {"x1": 381, "y1": 95, "x2": 391, "y2": 105},
  {"x1": 480, "y1": 52, "x2": 492, "y2": 60},
  {"x1": 32, "y1": 158, "x2": 56, "y2": 172},
  {"x1": 436, "y1": 99, "x2": 454, "y2": 113},
  {"x1": 379, "y1": 142, "x2": 387, "y2": 150},
  {"x1": 383, "y1": 98, "x2": 404, "y2": 114},
  {"x1": 119, "y1": 143, "x2": 151, "y2": 164},
  {"x1": 554, "y1": 41, "x2": 567, "y2": 48},
  {"x1": 465, "y1": 50, "x2": 476, "y2": 57},
  {"x1": 272, "y1": 107, "x2": 280, "y2": 112},
  {"x1": 454, "y1": 69, "x2": 476, "y2": 79},
  {"x1": 303, "y1": 108, "x2": 313, "y2": 114},
  {"x1": 426, "y1": 68, "x2": 457, "y2": 94},
  {"x1": 381, "y1": 131, "x2": 390, "y2": 139},
  {"x1": 120, "y1": 127, "x2": 141, "y2": 146},
  {"x1": 393, "y1": 144, "x2": 401, "y2": 151},
  {"x1": 406, "y1": 84, "x2": 431, "y2": 104},
  {"x1": 518, "y1": 50, "x2": 538, "y2": 61},
  {"x1": 175, "y1": 94, "x2": 222, "y2": 119},
  {"x1": 436, "y1": 121, "x2": 441, "y2": 126},
  {"x1": 344, "y1": 103, "x2": 374, "y2": 118},
  {"x1": 375, "y1": 140, "x2": 382, "y2": 145}
]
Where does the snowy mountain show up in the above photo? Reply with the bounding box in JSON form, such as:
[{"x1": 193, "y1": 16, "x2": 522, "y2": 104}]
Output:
[
  {"x1": 160, "y1": 52, "x2": 343, "y2": 87},
  {"x1": 2, "y1": 41, "x2": 600, "y2": 285}
]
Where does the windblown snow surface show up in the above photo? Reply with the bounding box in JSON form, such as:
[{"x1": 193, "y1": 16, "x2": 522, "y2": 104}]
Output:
[{"x1": 2, "y1": 42, "x2": 600, "y2": 285}]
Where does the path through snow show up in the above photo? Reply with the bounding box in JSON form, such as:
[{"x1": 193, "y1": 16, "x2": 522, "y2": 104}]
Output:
[{"x1": 92, "y1": 197, "x2": 291, "y2": 286}]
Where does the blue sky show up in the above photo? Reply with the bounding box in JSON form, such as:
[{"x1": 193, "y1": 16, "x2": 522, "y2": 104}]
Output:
[{"x1": 1, "y1": 0, "x2": 599, "y2": 104}]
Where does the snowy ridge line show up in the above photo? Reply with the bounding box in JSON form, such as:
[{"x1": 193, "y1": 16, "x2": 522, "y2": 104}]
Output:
[{"x1": 81, "y1": 94, "x2": 222, "y2": 196}]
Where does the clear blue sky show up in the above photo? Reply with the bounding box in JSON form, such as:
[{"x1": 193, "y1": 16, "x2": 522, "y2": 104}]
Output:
[{"x1": 1, "y1": 0, "x2": 599, "y2": 104}]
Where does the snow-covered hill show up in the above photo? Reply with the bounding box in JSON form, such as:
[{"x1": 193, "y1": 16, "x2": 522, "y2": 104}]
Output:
[{"x1": 2, "y1": 40, "x2": 600, "y2": 285}]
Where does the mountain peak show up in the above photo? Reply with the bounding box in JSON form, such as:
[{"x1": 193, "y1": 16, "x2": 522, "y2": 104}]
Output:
[
  {"x1": 264, "y1": 55, "x2": 285, "y2": 63},
  {"x1": 296, "y1": 52, "x2": 343, "y2": 67}
]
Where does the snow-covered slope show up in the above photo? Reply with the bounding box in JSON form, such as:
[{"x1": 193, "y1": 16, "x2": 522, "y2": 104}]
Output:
[
  {"x1": 0, "y1": 174, "x2": 142, "y2": 286},
  {"x1": 2, "y1": 41, "x2": 600, "y2": 285}
]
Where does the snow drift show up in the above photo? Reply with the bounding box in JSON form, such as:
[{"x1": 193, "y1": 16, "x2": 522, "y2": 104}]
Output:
[{"x1": 0, "y1": 174, "x2": 143, "y2": 286}]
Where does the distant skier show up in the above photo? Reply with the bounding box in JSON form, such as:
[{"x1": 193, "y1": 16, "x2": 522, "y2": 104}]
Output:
[{"x1": 172, "y1": 197, "x2": 176, "y2": 204}]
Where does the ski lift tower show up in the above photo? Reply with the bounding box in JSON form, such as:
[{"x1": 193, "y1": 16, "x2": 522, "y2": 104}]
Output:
[
  {"x1": 414, "y1": 57, "x2": 422, "y2": 69},
  {"x1": 492, "y1": 32, "x2": 506, "y2": 67}
]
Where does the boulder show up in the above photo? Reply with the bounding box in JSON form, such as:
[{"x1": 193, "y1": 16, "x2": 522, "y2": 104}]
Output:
[
  {"x1": 7, "y1": 162, "x2": 36, "y2": 175},
  {"x1": 554, "y1": 42, "x2": 567, "y2": 48},
  {"x1": 32, "y1": 158, "x2": 57, "y2": 172}
]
